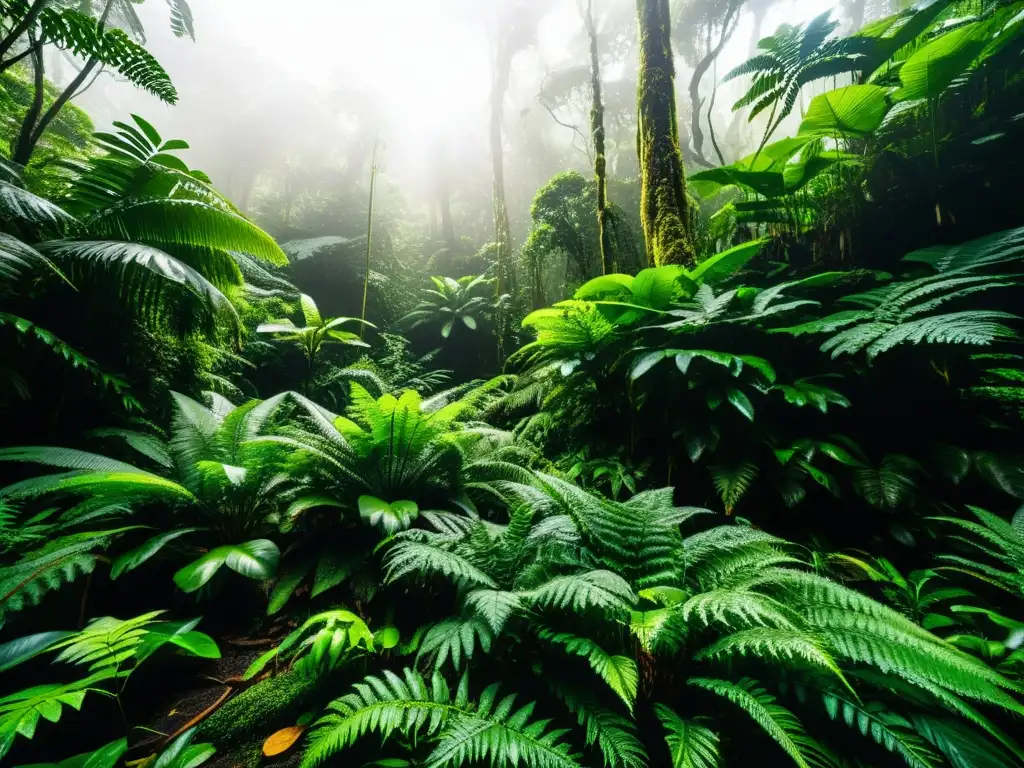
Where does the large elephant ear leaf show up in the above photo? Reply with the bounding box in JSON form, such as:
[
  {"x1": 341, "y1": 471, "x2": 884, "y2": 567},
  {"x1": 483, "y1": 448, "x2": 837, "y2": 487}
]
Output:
[
  {"x1": 174, "y1": 540, "x2": 279, "y2": 592},
  {"x1": 798, "y1": 85, "x2": 890, "y2": 138}
]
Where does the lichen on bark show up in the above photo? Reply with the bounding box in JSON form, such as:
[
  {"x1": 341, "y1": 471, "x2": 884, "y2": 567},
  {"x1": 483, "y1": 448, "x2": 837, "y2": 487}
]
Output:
[{"x1": 636, "y1": 0, "x2": 696, "y2": 267}]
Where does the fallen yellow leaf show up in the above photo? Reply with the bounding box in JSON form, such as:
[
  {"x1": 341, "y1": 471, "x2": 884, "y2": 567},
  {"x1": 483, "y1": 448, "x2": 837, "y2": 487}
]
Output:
[{"x1": 263, "y1": 725, "x2": 306, "y2": 757}]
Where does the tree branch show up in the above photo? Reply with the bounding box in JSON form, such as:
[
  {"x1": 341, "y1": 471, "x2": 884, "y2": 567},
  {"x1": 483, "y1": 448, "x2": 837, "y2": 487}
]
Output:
[{"x1": 0, "y1": 0, "x2": 50, "y2": 65}]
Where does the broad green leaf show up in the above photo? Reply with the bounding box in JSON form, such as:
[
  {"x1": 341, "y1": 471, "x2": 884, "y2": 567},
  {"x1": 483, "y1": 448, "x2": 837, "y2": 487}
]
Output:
[
  {"x1": 727, "y1": 389, "x2": 755, "y2": 421},
  {"x1": 374, "y1": 627, "x2": 400, "y2": 650},
  {"x1": 268, "y1": 561, "x2": 313, "y2": 615},
  {"x1": 798, "y1": 85, "x2": 891, "y2": 137},
  {"x1": 111, "y1": 528, "x2": 202, "y2": 579},
  {"x1": 0, "y1": 631, "x2": 73, "y2": 673},
  {"x1": 632, "y1": 266, "x2": 693, "y2": 307},
  {"x1": 690, "y1": 166, "x2": 785, "y2": 198},
  {"x1": 688, "y1": 240, "x2": 764, "y2": 285},
  {"x1": 173, "y1": 540, "x2": 279, "y2": 592},
  {"x1": 358, "y1": 496, "x2": 419, "y2": 535},
  {"x1": 897, "y1": 22, "x2": 989, "y2": 101},
  {"x1": 575, "y1": 273, "x2": 634, "y2": 299}
]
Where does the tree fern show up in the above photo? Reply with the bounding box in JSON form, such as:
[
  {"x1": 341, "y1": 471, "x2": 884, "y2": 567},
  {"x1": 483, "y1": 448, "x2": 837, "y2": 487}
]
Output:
[
  {"x1": 537, "y1": 475, "x2": 701, "y2": 589},
  {"x1": 0, "y1": 673, "x2": 111, "y2": 760},
  {"x1": 166, "y1": 0, "x2": 195, "y2": 40},
  {"x1": 689, "y1": 677, "x2": 829, "y2": 768},
  {"x1": 38, "y1": 240, "x2": 237, "y2": 322},
  {"x1": 654, "y1": 704, "x2": 720, "y2": 768},
  {"x1": 302, "y1": 668, "x2": 581, "y2": 768},
  {"x1": 0, "y1": 313, "x2": 135, "y2": 401},
  {"x1": 775, "y1": 269, "x2": 1021, "y2": 360},
  {"x1": 910, "y1": 715, "x2": 1019, "y2": 768}
]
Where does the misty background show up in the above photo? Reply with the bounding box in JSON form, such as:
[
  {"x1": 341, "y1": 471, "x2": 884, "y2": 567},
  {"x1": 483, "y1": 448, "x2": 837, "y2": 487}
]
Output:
[{"x1": 55, "y1": 0, "x2": 871, "y2": 251}]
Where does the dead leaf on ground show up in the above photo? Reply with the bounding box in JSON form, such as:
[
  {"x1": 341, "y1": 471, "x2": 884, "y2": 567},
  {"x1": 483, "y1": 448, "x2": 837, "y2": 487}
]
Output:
[{"x1": 263, "y1": 725, "x2": 307, "y2": 757}]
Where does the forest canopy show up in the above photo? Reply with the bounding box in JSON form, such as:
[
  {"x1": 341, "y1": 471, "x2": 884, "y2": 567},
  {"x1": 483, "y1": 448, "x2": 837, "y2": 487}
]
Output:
[{"x1": 2, "y1": 1, "x2": 1024, "y2": 768}]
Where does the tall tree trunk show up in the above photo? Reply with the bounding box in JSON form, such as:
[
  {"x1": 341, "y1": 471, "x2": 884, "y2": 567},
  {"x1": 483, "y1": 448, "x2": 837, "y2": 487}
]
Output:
[
  {"x1": 585, "y1": 0, "x2": 613, "y2": 276},
  {"x1": 12, "y1": 35, "x2": 45, "y2": 167},
  {"x1": 689, "y1": 0, "x2": 743, "y2": 167},
  {"x1": 439, "y1": 192, "x2": 455, "y2": 246},
  {"x1": 360, "y1": 135, "x2": 380, "y2": 339},
  {"x1": 490, "y1": 41, "x2": 514, "y2": 296},
  {"x1": 636, "y1": 0, "x2": 695, "y2": 267},
  {"x1": 490, "y1": 35, "x2": 515, "y2": 366},
  {"x1": 432, "y1": 136, "x2": 455, "y2": 246}
]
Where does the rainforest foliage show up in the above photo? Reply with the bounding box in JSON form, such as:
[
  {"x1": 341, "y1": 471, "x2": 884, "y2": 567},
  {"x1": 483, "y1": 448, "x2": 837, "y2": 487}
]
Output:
[{"x1": 1, "y1": 1, "x2": 1024, "y2": 767}]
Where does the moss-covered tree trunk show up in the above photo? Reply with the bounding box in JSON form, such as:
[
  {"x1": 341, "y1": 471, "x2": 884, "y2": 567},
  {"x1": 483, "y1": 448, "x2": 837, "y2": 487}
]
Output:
[
  {"x1": 636, "y1": 0, "x2": 695, "y2": 267},
  {"x1": 585, "y1": 0, "x2": 613, "y2": 275}
]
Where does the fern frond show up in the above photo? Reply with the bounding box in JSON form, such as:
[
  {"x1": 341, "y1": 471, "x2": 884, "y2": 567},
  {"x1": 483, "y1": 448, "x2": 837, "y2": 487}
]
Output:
[
  {"x1": 550, "y1": 683, "x2": 646, "y2": 768},
  {"x1": 681, "y1": 589, "x2": 798, "y2": 630},
  {"x1": 302, "y1": 668, "x2": 580, "y2": 768},
  {"x1": 521, "y1": 570, "x2": 635, "y2": 615},
  {"x1": 385, "y1": 542, "x2": 497, "y2": 588},
  {"x1": 417, "y1": 617, "x2": 493, "y2": 672},
  {"x1": 689, "y1": 677, "x2": 829, "y2": 768},
  {"x1": 695, "y1": 629, "x2": 850, "y2": 690},
  {"x1": 820, "y1": 691, "x2": 940, "y2": 768},
  {"x1": 538, "y1": 629, "x2": 638, "y2": 712},
  {"x1": 465, "y1": 589, "x2": 523, "y2": 634},
  {"x1": 654, "y1": 704, "x2": 721, "y2": 768},
  {"x1": 0, "y1": 529, "x2": 133, "y2": 625}
]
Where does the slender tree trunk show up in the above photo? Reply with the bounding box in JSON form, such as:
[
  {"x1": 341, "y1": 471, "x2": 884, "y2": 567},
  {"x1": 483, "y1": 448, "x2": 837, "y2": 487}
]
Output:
[
  {"x1": 490, "y1": 36, "x2": 515, "y2": 366},
  {"x1": 689, "y1": 0, "x2": 743, "y2": 167},
  {"x1": 636, "y1": 0, "x2": 695, "y2": 266},
  {"x1": 15, "y1": 55, "x2": 97, "y2": 164},
  {"x1": 0, "y1": 0, "x2": 50, "y2": 68},
  {"x1": 13, "y1": 0, "x2": 113, "y2": 165},
  {"x1": 12, "y1": 36, "x2": 45, "y2": 167},
  {"x1": 360, "y1": 135, "x2": 380, "y2": 339},
  {"x1": 490, "y1": 38, "x2": 514, "y2": 296},
  {"x1": 585, "y1": 0, "x2": 613, "y2": 276},
  {"x1": 439, "y1": 194, "x2": 455, "y2": 245},
  {"x1": 708, "y1": 59, "x2": 726, "y2": 166}
]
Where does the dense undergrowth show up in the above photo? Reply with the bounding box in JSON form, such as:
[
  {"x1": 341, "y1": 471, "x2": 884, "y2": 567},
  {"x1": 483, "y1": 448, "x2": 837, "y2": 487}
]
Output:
[{"x1": 2, "y1": 1, "x2": 1024, "y2": 767}]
